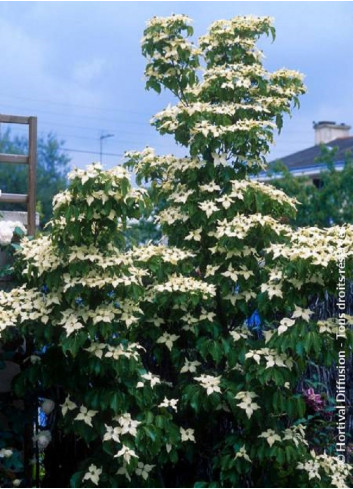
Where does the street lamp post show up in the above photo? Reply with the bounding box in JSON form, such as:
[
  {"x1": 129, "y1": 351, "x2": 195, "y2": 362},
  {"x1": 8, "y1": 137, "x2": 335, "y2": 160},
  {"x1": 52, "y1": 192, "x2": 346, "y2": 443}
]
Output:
[{"x1": 99, "y1": 133, "x2": 114, "y2": 164}]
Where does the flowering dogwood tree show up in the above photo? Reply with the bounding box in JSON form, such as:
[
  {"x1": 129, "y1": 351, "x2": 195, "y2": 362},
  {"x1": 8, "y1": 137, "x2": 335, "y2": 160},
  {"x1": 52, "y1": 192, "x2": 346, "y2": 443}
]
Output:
[{"x1": 0, "y1": 14, "x2": 353, "y2": 488}]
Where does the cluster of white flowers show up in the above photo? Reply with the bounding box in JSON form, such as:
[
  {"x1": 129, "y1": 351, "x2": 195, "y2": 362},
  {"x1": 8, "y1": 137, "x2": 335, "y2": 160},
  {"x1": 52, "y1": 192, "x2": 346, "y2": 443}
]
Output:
[
  {"x1": 190, "y1": 120, "x2": 276, "y2": 141},
  {"x1": 189, "y1": 64, "x2": 267, "y2": 93},
  {"x1": 235, "y1": 391, "x2": 260, "y2": 418},
  {"x1": 137, "y1": 371, "x2": 161, "y2": 389},
  {"x1": 52, "y1": 189, "x2": 73, "y2": 211},
  {"x1": 142, "y1": 14, "x2": 200, "y2": 94},
  {"x1": 129, "y1": 244, "x2": 194, "y2": 265},
  {"x1": 68, "y1": 162, "x2": 130, "y2": 183},
  {"x1": 152, "y1": 273, "x2": 216, "y2": 298},
  {"x1": 104, "y1": 412, "x2": 141, "y2": 439},
  {"x1": 215, "y1": 213, "x2": 290, "y2": 240},
  {"x1": 17, "y1": 235, "x2": 61, "y2": 276},
  {"x1": 126, "y1": 148, "x2": 206, "y2": 184},
  {"x1": 19, "y1": 236, "x2": 183, "y2": 282},
  {"x1": 317, "y1": 315, "x2": 353, "y2": 336},
  {"x1": 230, "y1": 326, "x2": 251, "y2": 342},
  {"x1": 231, "y1": 179, "x2": 298, "y2": 209},
  {"x1": 61, "y1": 269, "x2": 143, "y2": 292},
  {"x1": 0, "y1": 220, "x2": 26, "y2": 246},
  {"x1": 157, "y1": 206, "x2": 189, "y2": 226},
  {"x1": 282, "y1": 424, "x2": 308, "y2": 447},
  {"x1": 275, "y1": 306, "x2": 313, "y2": 335},
  {"x1": 194, "y1": 374, "x2": 222, "y2": 395},
  {"x1": 266, "y1": 225, "x2": 353, "y2": 266},
  {"x1": 246, "y1": 348, "x2": 294, "y2": 370},
  {"x1": 145, "y1": 14, "x2": 192, "y2": 29},
  {"x1": 0, "y1": 286, "x2": 55, "y2": 332},
  {"x1": 297, "y1": 451, "x2": 352, "y2": 487},
  {"x1": 85, "y1": 341, "x2": 143, "y2": 362},
  {"x1": 53, "y1": 163, "x2": 147, "y2": 219},
  {"x1": 199, "y1": 22, "x2": 263, "y2": 61}
]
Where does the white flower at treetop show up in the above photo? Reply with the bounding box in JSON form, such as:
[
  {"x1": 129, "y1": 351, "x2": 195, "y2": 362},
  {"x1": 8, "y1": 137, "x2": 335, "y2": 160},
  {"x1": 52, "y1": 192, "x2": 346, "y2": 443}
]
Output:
[
  {"x1": 115, "y1": 445, "x2": 139, "y2": 464},
  {"x1": 180, "y1": 427, "x2": 196, "y2": 442},
  {"x1": 194, "y1": 374, "x2": 222, "y2": 395},
  {"x1": 74, "y1": 406, "x2": 98, "y2": 427},
  {"x1": 82, "y1": 464, "x2": 102, "y2": 486}
]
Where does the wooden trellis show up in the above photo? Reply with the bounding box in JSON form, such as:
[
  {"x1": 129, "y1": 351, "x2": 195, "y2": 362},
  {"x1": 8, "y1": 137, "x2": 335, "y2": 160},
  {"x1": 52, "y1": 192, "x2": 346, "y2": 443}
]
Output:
[{"x1": 0, "y1": 114, "x2": 37, "y2": 235}]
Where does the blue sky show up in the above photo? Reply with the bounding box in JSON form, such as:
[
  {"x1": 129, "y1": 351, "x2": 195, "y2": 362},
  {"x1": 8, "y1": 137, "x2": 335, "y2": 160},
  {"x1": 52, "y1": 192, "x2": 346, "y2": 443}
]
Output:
[{"x1": 0, "y1": 1, "x2": 352, "y2": 169}]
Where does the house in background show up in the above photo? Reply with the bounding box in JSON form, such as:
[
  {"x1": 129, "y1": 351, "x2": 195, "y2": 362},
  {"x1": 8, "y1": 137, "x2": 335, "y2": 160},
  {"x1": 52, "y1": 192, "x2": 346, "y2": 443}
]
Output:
[{"x1": 266, "y1": 121, "x2": 353, "y2": 186}]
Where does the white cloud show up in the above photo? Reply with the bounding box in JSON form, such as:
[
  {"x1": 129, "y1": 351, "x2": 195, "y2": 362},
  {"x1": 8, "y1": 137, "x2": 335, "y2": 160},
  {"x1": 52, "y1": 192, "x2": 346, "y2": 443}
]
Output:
[{"x1": 72, "y1": 58, "x2": 106, "y2": 86}]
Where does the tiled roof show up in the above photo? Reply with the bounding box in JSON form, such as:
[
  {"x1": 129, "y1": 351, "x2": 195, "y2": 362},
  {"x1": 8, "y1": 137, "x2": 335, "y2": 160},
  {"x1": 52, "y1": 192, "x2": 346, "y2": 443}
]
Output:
[{"x1": 271, "y1": 136, "x2": 353, "y2": 170}]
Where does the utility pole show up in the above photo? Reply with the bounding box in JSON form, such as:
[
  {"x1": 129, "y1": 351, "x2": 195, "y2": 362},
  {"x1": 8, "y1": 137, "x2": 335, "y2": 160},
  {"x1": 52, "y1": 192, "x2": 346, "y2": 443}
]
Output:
[{"x1": 99, "y1": 133, "x2": 114, "y2": 164}]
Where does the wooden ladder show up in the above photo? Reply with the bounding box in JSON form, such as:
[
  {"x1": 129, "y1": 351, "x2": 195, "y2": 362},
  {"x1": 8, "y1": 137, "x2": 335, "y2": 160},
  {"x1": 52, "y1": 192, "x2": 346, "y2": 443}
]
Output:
[{"x1": 0, "y1": 114, "x2": 37, "y2": 235}]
